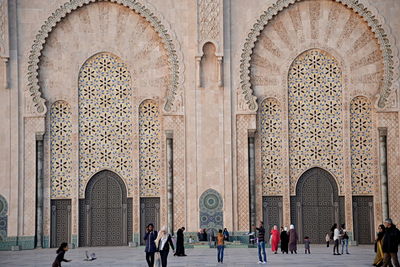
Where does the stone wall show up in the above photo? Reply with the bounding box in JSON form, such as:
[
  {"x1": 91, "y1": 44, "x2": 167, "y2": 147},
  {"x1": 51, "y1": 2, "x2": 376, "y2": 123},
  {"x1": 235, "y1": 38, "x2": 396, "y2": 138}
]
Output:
[{"x1": 0, "y1": 0, "x2": 399, "y2": 249}]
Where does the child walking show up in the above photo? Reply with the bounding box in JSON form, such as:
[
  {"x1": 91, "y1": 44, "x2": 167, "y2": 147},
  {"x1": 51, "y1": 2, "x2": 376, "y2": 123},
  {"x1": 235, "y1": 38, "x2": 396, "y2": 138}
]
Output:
[
  {"x1": 216, "y1": 229, "x2": 225, "y2": 264},
  {"x1": 304, "y1": 236, "x2": 311, "y2": 254},
  {"x1": 52, "y1": 242, "x2": 71, "y2": 267},
  {"x1": 325, "y1": 233, "x2": 330, "y2": 247}
]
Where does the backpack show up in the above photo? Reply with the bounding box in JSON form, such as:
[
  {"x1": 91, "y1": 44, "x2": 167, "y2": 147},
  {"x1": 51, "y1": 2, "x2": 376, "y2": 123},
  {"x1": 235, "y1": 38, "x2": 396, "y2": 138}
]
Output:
[{"x1": 330, "y1": 231, "x2": 334, "y2": 240}]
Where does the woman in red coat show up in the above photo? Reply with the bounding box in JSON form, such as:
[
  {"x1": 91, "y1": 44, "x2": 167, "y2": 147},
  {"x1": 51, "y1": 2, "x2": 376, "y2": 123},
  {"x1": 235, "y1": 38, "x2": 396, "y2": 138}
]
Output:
[{"x1": 270, "y1": 225, "x2": 280, "y2": 254}]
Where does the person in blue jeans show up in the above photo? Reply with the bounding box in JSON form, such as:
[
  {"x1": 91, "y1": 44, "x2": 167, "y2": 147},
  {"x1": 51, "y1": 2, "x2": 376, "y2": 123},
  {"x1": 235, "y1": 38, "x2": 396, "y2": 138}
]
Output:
[
  {"x1": 216, "y1": 229, "x2": 225, "y2": 264},
  {"x1": 340, "y1": 224, "x2": 350, "y2": 254},
  {"x1": 254, "y1": 221, "x2": 267, "y2": 264}
]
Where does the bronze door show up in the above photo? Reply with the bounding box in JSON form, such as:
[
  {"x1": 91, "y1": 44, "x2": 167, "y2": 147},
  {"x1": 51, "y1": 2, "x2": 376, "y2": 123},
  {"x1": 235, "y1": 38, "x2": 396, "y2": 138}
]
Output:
[
  {"x1": 296, "y1": 168, "x2": 339, "y2": 243},
  {"x1": 353, "y1": 196, "x2": 374, "y2": 244},
  {"x1": 51, "y1": 199, "x2": 71, "y2": 248},
  {"x1": 140, "y1": 197, "x2": 160, "y2": 245},
  {"x1": 82, "y1": 170, "x2": 127, "y2": 246},
  {"x1": 263, "y1": 196, "x2": 283, "y2": 232}
]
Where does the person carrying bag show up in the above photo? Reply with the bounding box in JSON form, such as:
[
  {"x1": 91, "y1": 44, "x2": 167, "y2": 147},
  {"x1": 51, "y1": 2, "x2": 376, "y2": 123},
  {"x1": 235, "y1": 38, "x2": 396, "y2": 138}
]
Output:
[{"x1": 155, "y1": 226, "x2": 175, "y2": 267}]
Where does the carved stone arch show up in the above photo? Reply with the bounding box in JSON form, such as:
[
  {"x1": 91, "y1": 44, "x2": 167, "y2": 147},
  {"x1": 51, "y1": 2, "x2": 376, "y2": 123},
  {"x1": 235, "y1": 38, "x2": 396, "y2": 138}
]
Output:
[
  {"x1": 294, "y1": 167, "x2": 341, "y2": 243},
  {"x1": 288, "y1": 48, "x2": 344, "y2": 194},
  {"x1": 84, "y1": 168, "x2": 129, "y2": 198},
  {"x1": 199, "y1": 189, "x2": 223, "y2": 231},
  {"x1": 78, "y1": 52, "x2": 134, "y2": 197},
  {"x1": 81, "y1": 170, "x2": 129, "y2": 246},
  {"x1": 85, "y1": 170, "x2": 128, "y2": 203},
  {"x1": 27, "y1": 0, "x2": 184, "y2": 116},
  {"x1": 240, "y1": 0, "x2": 399, "y2": 112},
  {"x1": 294, "y1": 165, "x2": 341, "y2": 196}
]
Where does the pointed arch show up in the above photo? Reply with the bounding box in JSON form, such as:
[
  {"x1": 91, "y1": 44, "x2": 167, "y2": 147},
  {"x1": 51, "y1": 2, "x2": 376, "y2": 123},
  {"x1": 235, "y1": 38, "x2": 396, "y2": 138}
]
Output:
[
  {"x1": 240, "y1": 0, "x2": 398, "y2": 112},
  {"x1": 27, "y1": 0, "x2": 184, "y2": 115}
]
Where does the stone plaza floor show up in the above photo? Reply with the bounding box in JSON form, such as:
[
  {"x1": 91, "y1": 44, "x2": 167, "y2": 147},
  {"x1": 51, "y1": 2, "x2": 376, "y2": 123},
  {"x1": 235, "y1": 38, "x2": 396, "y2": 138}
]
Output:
[{"x1": 0, "y1": 244, "x2": 383, "y2": 266}]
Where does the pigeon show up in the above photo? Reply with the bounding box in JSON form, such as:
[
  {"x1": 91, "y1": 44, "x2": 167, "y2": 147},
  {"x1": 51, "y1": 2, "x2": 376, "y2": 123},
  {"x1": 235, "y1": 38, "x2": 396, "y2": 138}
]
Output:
[{"x1": 84, "y1": 251, "x2": 97, "y2": 261}]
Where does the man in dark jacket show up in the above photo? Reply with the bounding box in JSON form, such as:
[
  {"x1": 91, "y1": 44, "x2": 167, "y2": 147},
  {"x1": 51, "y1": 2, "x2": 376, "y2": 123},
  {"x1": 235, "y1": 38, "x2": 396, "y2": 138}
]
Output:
[
  {"x1": 382, "y1": 218, "x2": 400, "y2": 267},
  {"x1": 254, "y1": 221, "x2": 267, "y2": 264},
  {"x1": 144, "y1": 223, "x2": 158, "y2": 267}
]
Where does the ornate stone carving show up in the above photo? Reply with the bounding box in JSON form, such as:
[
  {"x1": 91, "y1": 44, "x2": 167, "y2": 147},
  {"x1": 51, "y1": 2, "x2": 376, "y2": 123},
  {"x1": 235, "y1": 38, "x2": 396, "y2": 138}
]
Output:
[
  {"x1": 288, "y1": 49, "x2": 343, "y2": 194},
  {"x1": 50, "y1": 101, "x2": 72, "y2": 198},
  {"x1": 350, "y1": 97, "x2": 373, "y2": 194},
  {"x1": 240, "y1": 0, "x2": 399, "y2": 112},
  {"x1": 260, "y1": 98, "x2": 283, "y2": 195},
  {"x1": 139, "y1": 100, "x2": 161, "y2": 197},
  {"x1": 198, "y1": 0, "x2": 220, "y2": 45},
  {"x1": 0, "y1": 0, "x2": 9, "y2": 58},
  {"x1": 0, "y1": 194, "x2": 7, "y2": 240},
  {"x1": 78, "y1": 53, "x2": 133, "y2": 198},
  {"x1": 27, "y1": 0, "x2": 184, "y2": 116}
]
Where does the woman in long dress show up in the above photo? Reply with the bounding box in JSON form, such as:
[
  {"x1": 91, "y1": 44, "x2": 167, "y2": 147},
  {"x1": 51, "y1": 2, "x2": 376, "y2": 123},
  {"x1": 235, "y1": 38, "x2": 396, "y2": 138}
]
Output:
[
  {"x1": 280, "y1": 227, "x2": 289, "y2": 254},
  {"x1": 270, "y1": 225, "x2": 280, "y2": 254},
  {"x1": 373, "y1": 224, "x2": 386, "y2": 266},
  {"x1": 288, "y1": 224, "x2": 298, "y2": 254},
  {"x1": 174, "y1": 227, "x2": 186, "y2": 256}
]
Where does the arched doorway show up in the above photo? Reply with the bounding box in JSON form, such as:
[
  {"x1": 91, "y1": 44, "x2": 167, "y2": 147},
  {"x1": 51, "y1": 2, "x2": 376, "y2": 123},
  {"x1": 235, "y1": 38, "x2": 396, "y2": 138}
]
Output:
[
  {"x1": 293, "y1": 168, "x2": 341, "y2": 243},
  {"x1": 80, "y1": 170, "x2": 128, "y2": 246},
  {"x1": 199, "y1": 189, "x2": 223, "y2": 232}
]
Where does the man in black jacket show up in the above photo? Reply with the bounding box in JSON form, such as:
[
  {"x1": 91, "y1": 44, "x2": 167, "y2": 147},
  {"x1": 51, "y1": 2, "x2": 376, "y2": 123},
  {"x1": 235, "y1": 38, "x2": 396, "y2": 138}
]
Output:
[{"x1": 382, "y1": 218, "x2": 400, "y2": 267}]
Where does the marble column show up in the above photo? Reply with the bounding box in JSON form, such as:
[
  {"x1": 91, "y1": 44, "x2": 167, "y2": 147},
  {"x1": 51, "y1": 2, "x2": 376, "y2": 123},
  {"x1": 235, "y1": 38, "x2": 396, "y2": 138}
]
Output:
[
  {"x1": 248, "y1": 137, "x2": 255, "y2": 230},
  {"x1": 36, "y1": 136, "x2": 44, "y2": 248},
  {"x1": 379, "y1": 131, "x2": 389, "y2": 220},
  {"x1": 167, "y1": 138, "x2": 174, "y2": 234}
]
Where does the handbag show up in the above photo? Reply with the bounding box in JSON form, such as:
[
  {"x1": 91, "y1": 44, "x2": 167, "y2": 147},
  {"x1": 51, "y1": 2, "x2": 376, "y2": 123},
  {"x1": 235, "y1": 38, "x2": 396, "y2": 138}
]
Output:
[{"x1": 154, "y1": 252, "x2": 161, "y2": 267}]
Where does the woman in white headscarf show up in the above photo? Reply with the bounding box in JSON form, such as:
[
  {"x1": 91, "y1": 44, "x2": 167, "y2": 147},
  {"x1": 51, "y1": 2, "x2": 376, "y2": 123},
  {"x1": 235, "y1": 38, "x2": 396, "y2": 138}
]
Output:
[
  {"x1": 288, "y1": 224, "x2": 298, "y2": 254},
  {"x1": 155, "y1": 226, "x2": 175, "y2": 267}
]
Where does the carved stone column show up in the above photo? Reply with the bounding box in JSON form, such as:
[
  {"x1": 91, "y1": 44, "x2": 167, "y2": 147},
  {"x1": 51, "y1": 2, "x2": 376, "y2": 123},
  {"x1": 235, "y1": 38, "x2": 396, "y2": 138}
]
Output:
[
  {"x1": 36, "y1": 134, "x2": 44, "y2": 248},
  {"x1": 166, "y1": 137, "x2": 174, "y2": 234},
  {"x1": 248, "y1": 137, "x2": 255, "y2": 230},
  {"x1": 379, "y1": 129, "x2": 389, "y2": 219}
]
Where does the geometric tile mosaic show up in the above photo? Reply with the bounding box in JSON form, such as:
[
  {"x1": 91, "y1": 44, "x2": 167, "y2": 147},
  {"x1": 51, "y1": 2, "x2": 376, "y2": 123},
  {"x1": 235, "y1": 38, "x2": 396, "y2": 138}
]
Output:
[
  {"x1": 0, "y1": 194, "x2": 7, "y2": 240},
  {"x1": 260, "y1": 98, "x2": 283, "y2": 195},
  {"x1": 288, "y1": 49, "x2": 343, "y2": 193},
  {"x1": 78, "y1": 53, "x2": 133, "y2": 197},
  {"x1": 350, "y1": 96, "x2": 373, "y2": 194},
  {"x1": 50, "y1": 101, "x2": 72, "y2": 198},
  {"x1": 139, "y1": 100, "x2": 161, "y2": 197}
]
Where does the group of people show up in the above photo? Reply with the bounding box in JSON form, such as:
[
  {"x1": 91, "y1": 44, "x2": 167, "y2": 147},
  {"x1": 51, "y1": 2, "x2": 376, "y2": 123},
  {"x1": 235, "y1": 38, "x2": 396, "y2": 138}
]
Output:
[
  {"x1": 144, "y1": 224, "x2": 186, "y2": 267},
  {"x1": 197, "y1": 227, "x2": 230, "y2": 242},
  {"x1": 328, "y1": 223, "x2": 350, "y2": 255},
  {"x1": 373, "y1": 218, "x2": 400, "y2": 267},
  {"x1": 51, "y1": 218, "x2": 399, "y2": 267},
  {"x1": 254, "y1": 221, "x2": 300, "y2": 264}
]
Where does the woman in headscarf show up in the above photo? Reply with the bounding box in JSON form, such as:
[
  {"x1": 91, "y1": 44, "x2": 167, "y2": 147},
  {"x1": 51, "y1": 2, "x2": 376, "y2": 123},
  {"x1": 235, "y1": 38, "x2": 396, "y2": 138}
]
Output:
[
  {"x1": 155, "y1": 226, "x2": 175, "y2": 267},
  {"x1": 373, "y1": 224, "x2": 386, "y2": 266},
  {"x1": 288, "y1": 224, "x2": 298, "y2": 254},
  {"x1": 280, "y1": 226, "x2": 289, "y2": 254},
  {"x1": 270, "y1": 225, "x2": 280, "y2": 254}
]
